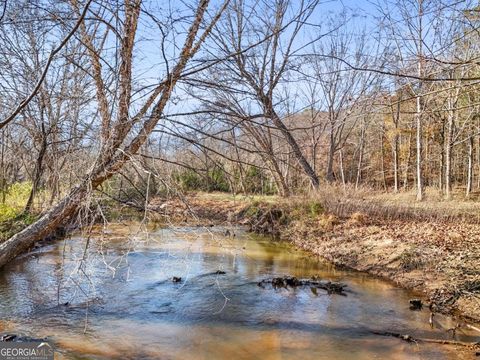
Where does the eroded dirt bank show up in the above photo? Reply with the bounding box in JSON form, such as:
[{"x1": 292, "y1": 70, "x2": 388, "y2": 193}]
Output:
[
  {"x1": 286, "y1": 217, "x2": 480, "y2": 323},
  {"x1": 151, "y1": 193, "x2": 480, "y2": 325}
]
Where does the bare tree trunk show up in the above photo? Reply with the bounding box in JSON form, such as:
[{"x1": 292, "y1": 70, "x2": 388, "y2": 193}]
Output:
[
  {"x1": 393, "y1": 138, "x2": 399, "y2": 192},
  {"x1": 24, "y1": 140, "x2": 47, "y2": 213},
  {"x1": 477, "y1": 118, "x2": 480, "y2": 190},
  {"x1": 415, "y1": 91, "x2": 423, "y2": 199},
  {"x1": 0, "y1": 129, "x2": 5, "y2": 204},
  {"x1": 355, "y1": 120, "x2": 366, "y2": 190},
  {"x1": 415, "y1": 90, "x2": 424, "y2": 199},
  {"x1": 393, "y1": 131, "x2": 399, "y2": 193},
  {"x1": 264, "y1": 154, "x2": 290, "y2": 197},
  {"x1": 445, "y1": 103, "x2": 454, "y2": 200},
  {"x1": 311, "y1": 139, "x2": 317, "y2": 174},
  {"x1": 467, "y1": 135, "x2": 474, "y2": 197},
  {"x1": 355, "y1": 149, "x2": 363, "y2": 190},
  {"x1": 403, "y1": 125, "x2": 413, "y2": 190},
  {"x1": 380, "y1": 124, "x2": 387, "y2": 191},
  {"x1": 415, "y1": 0, "x2": 424, "y2": 201},
  {"x1": 439, "y1": 120, "x2": 445, "y2": 193},
  {"x1": 231, "y1": 130, "x2": 247, "y2": 194},
  {"x1": 392, "y1": 93, "x2": 401, "y2": 193},
  {"x1": 265, "y1": 102, "x2": 319, "y2": 190},
  {"x1": 25, "y1": 123, "x2": 48, "y2": 213},
  {"x1": 0, "y1": 183, "x2": 85, "y2": 268},
  {"x1": 326, "y1": 129, "x2": 335, "y2": 182},
  {"x1": 0, "y1": 0, "x2": 219, "y2": 268},
  {"x1": 271, "y1": 170, "x2": 290, "y2": 197},
  {"x1": 339, "y1": 150, "x2": 346, "y2": 191}
]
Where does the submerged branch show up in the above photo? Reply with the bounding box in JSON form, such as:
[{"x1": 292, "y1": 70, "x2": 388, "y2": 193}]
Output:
[
  {"x1": 258, "y1": 276, "x2": 347, "y2": 295},
  {"x1": 372, "y1": 330, "x2": 480, "y2": 348}
]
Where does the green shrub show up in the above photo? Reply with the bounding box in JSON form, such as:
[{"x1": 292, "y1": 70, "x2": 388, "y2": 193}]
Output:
[
  {"x1": 6, "y1": 182, "x2": 32, "y2": 206},
  {"x1": 285, "y1": 200, "x2": 324, "y2": 222},
  {"x1": 0, "y1": 203, "x2": 18, "y2": 222},
  {"x1": 175, "y1": 170, "x2": 203, "y2": 190},
  {"x1": 309, "y1": 201, "x2": 324, "y2": 217},
  {"x1": 207, "y1": 167, "x2": 230, "y2": 192},
  {"x1": 174, "y1": 167, "x2": 231, "y2": 192},
  {"x1": 0, "y1": 182, "x2": 33, "y2": 222},
  {"x1": 244, "y1": 166, "x2": 276, "y2": 195}
]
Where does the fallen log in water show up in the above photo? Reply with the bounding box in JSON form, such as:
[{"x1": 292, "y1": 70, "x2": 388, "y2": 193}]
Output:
[
  {"x1": 372, "y1": 330, "x2": 480, "y2": 348},
  {"x1": 257, "y1": 276, "x2": 347, "y2": 295}
]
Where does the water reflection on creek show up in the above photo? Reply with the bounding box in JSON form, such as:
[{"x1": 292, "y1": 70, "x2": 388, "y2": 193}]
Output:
[{"x1": 0, "y1": 224, "x2": 477, "y2": 359}]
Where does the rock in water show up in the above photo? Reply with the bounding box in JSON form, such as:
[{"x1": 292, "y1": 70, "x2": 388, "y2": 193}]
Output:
[
  {"x1": 409, "y1": 299, "x2": 423, "y2": 310},
  {"x1": 1, "y1": 334, "x2": 17, "y2": 342}
]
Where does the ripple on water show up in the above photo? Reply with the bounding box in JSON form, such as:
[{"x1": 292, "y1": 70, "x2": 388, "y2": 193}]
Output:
[{"x1": 0, "y1": 226, "x2": 477, "y2": 360}]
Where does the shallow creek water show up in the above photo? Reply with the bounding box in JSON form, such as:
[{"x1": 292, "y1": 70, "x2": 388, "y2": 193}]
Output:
[{"x1": 0, "y1": 224, "x2": 478, "y2": 359}]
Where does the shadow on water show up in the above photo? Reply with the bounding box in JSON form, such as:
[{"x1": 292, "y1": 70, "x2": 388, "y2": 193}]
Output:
[{"x1": 0, "y1": 225, "x2": 478, "y2": 359}]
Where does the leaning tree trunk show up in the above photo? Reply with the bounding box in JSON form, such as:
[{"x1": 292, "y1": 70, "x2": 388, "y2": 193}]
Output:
[
  {"x1": 0, "y1": 149, "x2": 141, "y2": 267},
  {"x1": 267, "y1": 106, "x2": 319, "y2": 190},
  {"x1": 0, "y1": 180, "x2": 89, "y2": 267},
  {"x1": 0, "y1": 0, "x2": 217, "y2": 269},
  {"x1": 249, "y1": 91, "x2": 319, "y2": 190}
]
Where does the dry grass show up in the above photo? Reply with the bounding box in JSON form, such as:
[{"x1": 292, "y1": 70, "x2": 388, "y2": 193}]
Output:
[
  {"x1": 153, "y1": 187, "x2": 480, "y2": 225},
  {"x1": 318, "y1": 214, "x2": 338, "y2": 231},
  {"x1": 314, "y1": 184, "x2": 480, "y2": 224},
  {"x1": 347, "y1": 212, "x2": 368, "y2": 226},
  {"x1": 193, "y1": 191, "x2": 279, "y2": 204}
]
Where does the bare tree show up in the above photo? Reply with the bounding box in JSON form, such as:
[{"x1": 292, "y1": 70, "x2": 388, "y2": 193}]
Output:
[
  {"x1": 198, "y1": 0, "x2": 321, "y2": 190},
  {"x1": 308, "y1": 12, "x2": 377, "y2": 183},
  {"x1": 0, "y1": 0, "x2": 228, "y2": 267}
]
